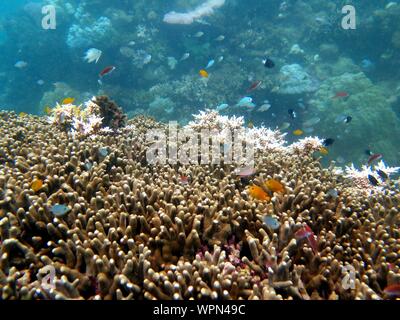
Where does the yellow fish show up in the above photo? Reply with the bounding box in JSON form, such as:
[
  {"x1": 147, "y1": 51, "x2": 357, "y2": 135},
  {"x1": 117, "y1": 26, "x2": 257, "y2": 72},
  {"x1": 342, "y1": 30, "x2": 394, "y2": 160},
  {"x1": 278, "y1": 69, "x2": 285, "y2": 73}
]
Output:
[
  {"x1": 199, "y1": 69, "x2": 209, "y2": 78},
  {"x1": 62, "y1": 97, "x2": 75, "y2": 105},
  {"x1": 248, "y1": 185, "x2": 270, "y2": 201},
  {"x1": 248, "y1": 121, "x2": 254, "y2": 129},
  {"x1": 31, "y1": 179, "x2": 43, "y2": 192},
  {"x1": 293, "y1": 129, "x2": 304, "y2": 136},
  {"x1": 19, "y1": 112, "x2": 27, "y2": 117},
  {"x1": 319, "y1": 147, "x2": 329, "y2": 155},
  {"x1": 44, "y1": 106, "x2": 52, "y2": 114}
]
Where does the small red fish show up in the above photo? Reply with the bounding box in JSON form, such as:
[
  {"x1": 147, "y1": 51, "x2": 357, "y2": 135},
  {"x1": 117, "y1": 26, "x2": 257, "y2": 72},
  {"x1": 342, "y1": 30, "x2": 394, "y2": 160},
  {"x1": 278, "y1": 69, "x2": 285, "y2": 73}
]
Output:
[
  {"x1": 367, "y1": 153, "x2": 382, "y2": 165},
  {"x1": 332, "y1": 91, "x2": 349, "y2": 99},
  {"x1": 295, "y1": 224, "x2": 318, "y2": 254},
  {"x1": 246, "y1": 80, "x2": 262, "y2": 92},
  {"x1": 99, "y1": 66, "x2": 116, "y2": 78},
  {"x1": 384, "y1": 284, "x2": 400, "y2": 297}
]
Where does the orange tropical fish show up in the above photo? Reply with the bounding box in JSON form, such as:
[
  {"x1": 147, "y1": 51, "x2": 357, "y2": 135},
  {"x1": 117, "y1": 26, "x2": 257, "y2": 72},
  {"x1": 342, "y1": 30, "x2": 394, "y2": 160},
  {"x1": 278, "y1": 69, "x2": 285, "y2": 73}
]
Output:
[
  {"x1": 62, "y1": 97, "x2": 75, "y2": 105},
  {"x1": 293, "y1": 129, "x2": 304, "y2": 136},
  {"x1": 31, "y1": 179, "x2": 43, "y2": 192},
  {"x1": 248, "y1": 185, "x2": 270, "y2": 201},
  {"x1": 199, "y1": 69, "x2": 209, "y2": 78},
  {"x1": 264, "y1": 179, "x2": 285, "y2": 193},
  {"x1": 319, "y1": 147, "x2": 329, "y2": 155}
]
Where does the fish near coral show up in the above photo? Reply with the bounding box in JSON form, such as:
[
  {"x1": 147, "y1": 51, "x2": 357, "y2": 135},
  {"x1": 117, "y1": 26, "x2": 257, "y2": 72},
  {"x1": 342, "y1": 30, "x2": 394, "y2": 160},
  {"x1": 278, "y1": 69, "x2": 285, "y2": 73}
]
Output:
[
  {"x1": 99, "y1": 66, "x2": 116, "y2": 77},
  {"x1": 83, "y1": 48, "x2": 102, "y2": 64},
  {"x1": 248, "y1": 185, "x2": 270, "y2": 201},
  {"x1": 247, "y1": 80, "x2": 262, "y2": 92},
  {"x1": 288, "y1": 109, "x2": 296, "y2": 119},
  {"x1": 216, "y1": 103, "x2": 229, "y2": 111},
  {"x1": 237, "y1": 96, "x2": 255, "y2": 109},
  {"x1": 50, "y1": 204, "x2": 70, "y2": 217},
  {"x1": 326, "y1": 188, "x2": 338, "y2": 199},
  {"x1": 180, "y1": 175, "x2": 190, "y2": 185},
  {"x1": 322, "y1": 138, "x2": 335, "y2": 147},
  {"x1": 98, "y1": 66, "x2": 116, "y2": 84},
  {"x1": 262, "y1": 57, "x2": 275, "y2": 68},
  {"x1": 14, "y1": 61, "x2": 28, "y2": 69},
  {"x1": 44, "y1": 106, "x2": 52, "y2": 115},
  {"x1": 264, "y1": 179, "x2": 285, "y2": 193},
  {"x1": 368, "y1": 174, "x2": 379, "y2": 186},
  {"x1": 235, "y1": 166, "x2": 256, "y2": 177},
  {"x1": 31, "y1": 179, "x2": 43, "y2": 192},
  {"x1": 377, "y1": 169, "x2": 389, "y2": 181},
  {"x1": 205, "y1": 59, "x2": 215, "y2": 69},
  {"x1": 99, "y1": 147, "x2": 108, "y2": 157},
  {"x1": 367, "y1": 153, "x2": 383, "y2": 166}
]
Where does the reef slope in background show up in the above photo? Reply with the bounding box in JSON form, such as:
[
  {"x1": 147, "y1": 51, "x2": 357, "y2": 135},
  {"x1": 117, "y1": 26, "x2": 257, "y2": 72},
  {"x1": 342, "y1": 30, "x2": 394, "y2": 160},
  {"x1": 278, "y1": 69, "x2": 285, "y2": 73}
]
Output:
[{"x1": 0, "y1": 109, "x2": 399, "y2": 300}]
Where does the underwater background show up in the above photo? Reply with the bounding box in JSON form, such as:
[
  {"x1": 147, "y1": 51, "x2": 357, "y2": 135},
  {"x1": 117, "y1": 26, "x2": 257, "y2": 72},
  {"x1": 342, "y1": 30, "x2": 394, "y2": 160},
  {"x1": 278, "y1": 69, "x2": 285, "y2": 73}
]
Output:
[{"x1": 0, "y1": 0, "x2": 400, "y2": 167}]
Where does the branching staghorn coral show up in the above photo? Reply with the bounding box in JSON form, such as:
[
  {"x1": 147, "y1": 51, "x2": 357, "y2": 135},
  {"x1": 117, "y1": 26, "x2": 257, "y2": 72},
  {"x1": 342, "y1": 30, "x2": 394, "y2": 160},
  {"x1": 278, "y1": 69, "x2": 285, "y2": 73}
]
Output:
[{"x1": 0, "y1": 109, "x2": 399, "y2": 300}]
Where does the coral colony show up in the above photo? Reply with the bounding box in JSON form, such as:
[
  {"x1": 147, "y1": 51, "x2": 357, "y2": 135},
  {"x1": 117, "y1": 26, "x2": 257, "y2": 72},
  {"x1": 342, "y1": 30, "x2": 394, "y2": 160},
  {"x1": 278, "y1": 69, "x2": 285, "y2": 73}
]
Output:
[{"x1": 163, "y1": 0, "x2": 226, "y2": 25}]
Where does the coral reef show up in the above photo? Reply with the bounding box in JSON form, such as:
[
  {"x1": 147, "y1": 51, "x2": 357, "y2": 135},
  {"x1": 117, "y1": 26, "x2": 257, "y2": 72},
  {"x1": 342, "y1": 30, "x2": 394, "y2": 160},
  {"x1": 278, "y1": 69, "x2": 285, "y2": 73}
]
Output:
[
  {"x1": 308, "y1": 72, "x2": 400, "y2": 165},
  {"x1": 0, "y1": 109, "x2": 399, "y2": 300}
]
